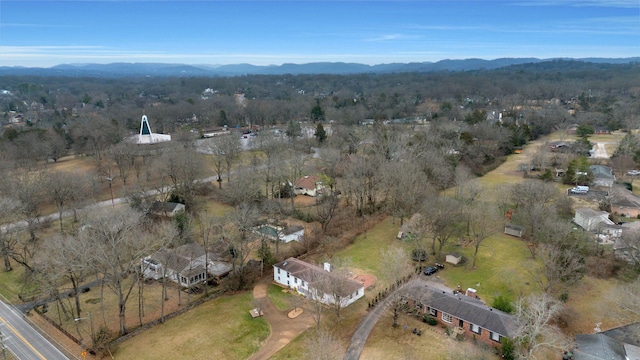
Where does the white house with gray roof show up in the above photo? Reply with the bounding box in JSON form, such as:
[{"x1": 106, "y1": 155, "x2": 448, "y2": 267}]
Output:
[
  {"x1": 273, "y1": 257, "x2": 364, "y2": 308},
  {"x1": 142, "y1": 243, "x2": 232, "y2": 288}
]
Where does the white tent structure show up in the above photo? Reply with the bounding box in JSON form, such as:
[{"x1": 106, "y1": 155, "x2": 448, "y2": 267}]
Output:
[{"x1": 135, "y1": 115, "x2": 171, "y2": 144}]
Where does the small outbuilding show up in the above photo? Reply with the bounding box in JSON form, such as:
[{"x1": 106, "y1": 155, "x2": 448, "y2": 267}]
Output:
[
  {"x1": 150, "y1": 201, "x2": 185, "y2": 217},
  {"x1": 504, "y1": 224, "x2": 525, "y2": 238},
  {"x1": 446, "y1": 253, "x2": 462, "y2": 265}
]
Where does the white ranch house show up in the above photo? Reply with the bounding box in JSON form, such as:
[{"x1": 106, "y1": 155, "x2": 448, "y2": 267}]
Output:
[
  {"x1": 273, "y1": 258, "x2": 364, "y2": 308},
  {"x1": 574, "y1": 208, "x2": 615, "y2": 232}
]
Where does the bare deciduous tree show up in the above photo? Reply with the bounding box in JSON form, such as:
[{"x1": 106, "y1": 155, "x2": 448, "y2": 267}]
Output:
[
  {"x1": 614, "y1": 230, "x2": 640, "y2": 267},
  {"x1": 303, "y1": 328, "x2": 343, "y2": 360},
  {"x1": 84, "y1": 207, "x2": 163, "y2": 336},
  {"x1": 381, "y1": 160, "x2": 430, "y2": 226},
  {"x1": 220, "y1": 203, "x2": 260, "y2": 290},
  {"x1": 380, "y1": 247, "x2": 412, "y2": 327},
  {"x1": 421, "y1": 195, "x2": 461, "y2": 256},
  {"x1": 316, "y1": 193, "x2": 339, "y2": 234},
  {"x1": 513, "y1": 294, "x2": 574, "y2": 359},
  {"x1": 36, "y1": 232, "x2": 93, "y2": 319},
  {"x1": 454, "y1": 166, "x2": 482, "y2": 237},
  {"x1": 161, "y1": 146, "x2": 207, "y2": 206},
  {"x1": 107, "y1": 142, "x2": 137, "y2": 186},
  {"x1": 220, "y1": 168, "x2": 263, "y2": 206},
  {"x1": 533, "y1": 219, "x2": 585, "y2": 295},
  {"x1": 468, "y1": 201, "x2": 499, "y2": 268},
  {"x1": 0, "y1": 197, "x2": 20, "y2": 272},
  {"x1": 2, "y1": 167, "x2": 48, "y2": 243},
  {"x1": 510, "y1": 180, "x2": 560, "y2": 257},
  {"x1": 204, "y1": 137, "x2": 227, "y2": 189},
  {"x1": 49, "y1": 171, "x2": 90, "y2": 232}
]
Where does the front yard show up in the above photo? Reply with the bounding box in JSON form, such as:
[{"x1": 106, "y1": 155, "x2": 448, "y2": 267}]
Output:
[{"x1": 114, "y1": 291, "x2": 269, "y2": 359}]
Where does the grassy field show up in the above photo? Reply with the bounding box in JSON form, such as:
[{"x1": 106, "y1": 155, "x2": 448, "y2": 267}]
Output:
[
  {"x1": 437, "y1": 233, "x2": 541, "y2": 304},
  {"x1": 114, "y1": 291, "x2": 269, "y2": 360},
  {"x1": 0, "y1": 266, "x2": 28, "y2": 303},
  {"x1": 335, "y1": 216, "x2": 405, "y2": 283}
]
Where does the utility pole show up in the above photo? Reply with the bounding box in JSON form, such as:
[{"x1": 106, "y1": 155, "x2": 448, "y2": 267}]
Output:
[
  {"x1": 106, "y1": 176, "x2": 115, "y2": 208},
  {"x1": 0, "y1": 326, "x2": 10, "y2": 360}
]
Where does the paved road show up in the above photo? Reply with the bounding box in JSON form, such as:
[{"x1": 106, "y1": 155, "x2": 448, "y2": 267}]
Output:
[{"x1": 0, "y1": 300, "x2": 69, "y2": 360}]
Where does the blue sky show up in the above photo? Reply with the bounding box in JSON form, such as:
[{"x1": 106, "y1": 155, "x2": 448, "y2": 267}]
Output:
[{"x1": 0, "y1": 0, "x2": 638, "y2": 67}]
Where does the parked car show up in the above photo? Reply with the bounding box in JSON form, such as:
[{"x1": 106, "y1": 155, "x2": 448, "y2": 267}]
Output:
[
  {"x1": 627, "y1": 170, "x2": 640, "y2": 176},
  {"x1": 423, "y1": 266, "x2": 438, "y2": 276}
]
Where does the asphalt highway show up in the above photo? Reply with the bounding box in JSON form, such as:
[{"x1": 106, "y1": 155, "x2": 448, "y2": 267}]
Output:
[{"x1": 0, "y1": 300, "x2": 69, "y2": 360}]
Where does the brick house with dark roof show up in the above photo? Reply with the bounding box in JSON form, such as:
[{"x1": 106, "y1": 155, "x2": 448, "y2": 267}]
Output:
[
  {"x1": 611, "y1": 196, "x2": 640, "y2": 219},
  {"x1": 273, "y1": 257, "x2": 364, "y2": 308},
  {"x1": 401, "y1": 281, "x2": 516, "y2": 349}
]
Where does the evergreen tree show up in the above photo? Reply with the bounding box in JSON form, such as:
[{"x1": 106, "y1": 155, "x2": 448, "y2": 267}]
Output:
[
  {"x1": 311, "y1": 101, "x2": 325, "y2": 121},
  {"x1": 315, "y1": 122, "x2": 327, "y2": 143}
]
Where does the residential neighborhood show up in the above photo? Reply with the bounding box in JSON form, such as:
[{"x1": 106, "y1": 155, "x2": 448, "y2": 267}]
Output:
[{"x1": 1, "y1": 54, "x2": 640, "y2": 360}]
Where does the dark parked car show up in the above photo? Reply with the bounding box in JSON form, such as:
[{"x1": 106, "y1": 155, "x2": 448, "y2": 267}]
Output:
[{"x1": 423, "y1": 266, "x2": 438, "y2": 276}]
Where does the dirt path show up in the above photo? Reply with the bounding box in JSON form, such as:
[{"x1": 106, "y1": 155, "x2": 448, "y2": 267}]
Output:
[{"x1": 248, "y1": 275, "x2": 314, "y2": 360}]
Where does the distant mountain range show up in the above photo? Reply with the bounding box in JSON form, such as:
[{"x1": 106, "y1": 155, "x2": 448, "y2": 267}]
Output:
[{"x1": 1, "y1": 58, "x2": 638, "y2": 78}]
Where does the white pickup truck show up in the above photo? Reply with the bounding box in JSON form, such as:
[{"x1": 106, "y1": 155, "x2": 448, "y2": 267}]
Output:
[{"x1": 570, "y1": 186, "x2": 589, "y2": 194}]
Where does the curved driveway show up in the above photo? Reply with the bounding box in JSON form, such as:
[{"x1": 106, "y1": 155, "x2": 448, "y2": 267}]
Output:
[{"x1": 344, "y1": 277, "x2": 450, "y2": 360}]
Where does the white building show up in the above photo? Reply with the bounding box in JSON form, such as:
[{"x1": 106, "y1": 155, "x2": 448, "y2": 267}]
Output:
[
  {"x1": 273, "y1": 258, "x2": 364, "y2": 308},
  {"x1": 133, "y1": 115, "x2": 171, "y2": 144},
  {"x1": 142, "y1": 243, "x2": 231, "y2": 287},
  {"x1": 574, "y1": 208, "x2": 615, "y2": 232},
  {"x1": 293, "y1": 175, "x2": 324, "y2": 197},
  {"x1": 253, "y1": 224, "x2": 305, "y2": 243}
]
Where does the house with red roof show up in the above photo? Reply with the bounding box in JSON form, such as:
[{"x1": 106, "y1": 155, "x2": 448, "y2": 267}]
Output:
[{"x1": 294, "y1": 175, "x2": 324, "y2": 197}]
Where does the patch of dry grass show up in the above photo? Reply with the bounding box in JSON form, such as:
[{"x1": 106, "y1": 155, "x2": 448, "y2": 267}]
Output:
[
  {"x1": 362, "y1": 312, "x2": 499, "y2": 360},
  {"x1": 42, "y1": 277, "x2": 207, "y2": 343},
  {"x1": 114, "y1": 291, "x2": 269, "y2": 360},
  {"x1": 562, "y1": 276, "x2": 639, "y2": 335}
]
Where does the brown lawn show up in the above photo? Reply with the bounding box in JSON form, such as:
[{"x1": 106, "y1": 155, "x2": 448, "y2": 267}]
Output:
[
  {"x1": 361, "y1": 311, "x2": 499, "y2": 360},
  {"x1": 34, "y1": 277, "x2": 208, "y2": 358}
]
